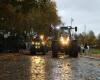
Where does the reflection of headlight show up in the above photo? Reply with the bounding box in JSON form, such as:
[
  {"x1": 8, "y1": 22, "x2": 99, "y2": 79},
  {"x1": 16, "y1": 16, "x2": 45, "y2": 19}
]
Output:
[
  {"x1": 32, "y1": 42, "x2": 35, "y2": 45},
  {"x1": 60, "y1": 37, "x2": 70, "y2": 45}
]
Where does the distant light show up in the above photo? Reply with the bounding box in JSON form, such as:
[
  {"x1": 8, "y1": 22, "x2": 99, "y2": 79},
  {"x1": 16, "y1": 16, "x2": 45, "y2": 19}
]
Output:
[
  {"x1": 56, "y1": 26, "x2": 60, "y2": 30},
  {"x1": 40, "y1": 35, "x2": 44, "y2": 40}
]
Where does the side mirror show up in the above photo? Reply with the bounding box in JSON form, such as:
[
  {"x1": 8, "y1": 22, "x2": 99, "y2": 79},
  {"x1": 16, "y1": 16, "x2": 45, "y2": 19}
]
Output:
[{"x1": 75, "y1": 27, "x2": 77, "y2": 32}]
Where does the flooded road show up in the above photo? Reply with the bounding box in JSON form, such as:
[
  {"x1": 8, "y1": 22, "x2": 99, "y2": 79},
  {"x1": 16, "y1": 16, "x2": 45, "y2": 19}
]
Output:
[{"x1": 0, "y1": 52, "x2": 100, "y2": 80}]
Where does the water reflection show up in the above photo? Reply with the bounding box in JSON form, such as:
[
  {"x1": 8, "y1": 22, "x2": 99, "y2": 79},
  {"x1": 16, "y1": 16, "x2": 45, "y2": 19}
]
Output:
[
  {"x1": 29, "y1": 56, "x2": 46, "y2": 80},
  {"x1": 47, "y1": 55, "x2": 72, "y2": 80},
  {"x1": 0, "y1": 54, "x2": 75, "y2": 80}
]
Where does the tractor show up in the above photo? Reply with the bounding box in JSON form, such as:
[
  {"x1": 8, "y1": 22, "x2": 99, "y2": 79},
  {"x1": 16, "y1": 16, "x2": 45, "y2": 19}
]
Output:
[
  {"x1": 51, "y1": 26, "x2": 79, "y2": 58},
  {"x1": 30, "y1": 34, "x2": 48, "y2": 55}
]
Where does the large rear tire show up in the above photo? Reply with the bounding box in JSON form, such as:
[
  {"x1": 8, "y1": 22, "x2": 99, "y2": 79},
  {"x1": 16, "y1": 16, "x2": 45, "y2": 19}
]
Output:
[
  {"x1": 70, "y1": 50, "x2": 78, "y2": 58},
  {"x1": 69, "y1": 40, "x2": 79, "y2": 58}
]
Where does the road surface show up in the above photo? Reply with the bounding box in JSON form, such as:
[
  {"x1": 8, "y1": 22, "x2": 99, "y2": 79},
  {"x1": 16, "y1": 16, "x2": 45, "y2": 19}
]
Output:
[{"x1": 0, "y1": 52, "x2": 100, "y2": 80}]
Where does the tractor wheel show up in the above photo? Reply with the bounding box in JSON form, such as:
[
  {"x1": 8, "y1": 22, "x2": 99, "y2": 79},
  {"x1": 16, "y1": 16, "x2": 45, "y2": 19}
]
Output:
[
  {"x1": 69, "y1": 40, "x2": 79, "y2": 58},
  {"x1": 70, "y1": 49, "x2": 78, "y2": 58},
  {"x1": 65, "y1": 48, "x2": 70, "y2": 55}
]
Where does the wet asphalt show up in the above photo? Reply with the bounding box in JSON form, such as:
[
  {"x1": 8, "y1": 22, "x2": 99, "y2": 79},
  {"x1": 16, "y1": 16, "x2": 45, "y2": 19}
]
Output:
[{"x1": 0, "y1": 52, "x2": 100, "y2": 80}]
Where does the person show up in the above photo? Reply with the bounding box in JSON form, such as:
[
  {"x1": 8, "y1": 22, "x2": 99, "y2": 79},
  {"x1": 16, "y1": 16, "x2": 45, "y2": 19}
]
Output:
[
  {"x1": 84, "y1": 43, "x2": 88, "y2": 49},
  {"x1": 87, "y1": 45, "x2": 90, "y2": 55},
  {"x1": 81, "y1": 45, "x2": 85, "y2": 54},
  {"x1": 84, "y1": 43, "x2": 88, "y2": 55},
  {"x1": 87, "y1": 45, "x2": 90, "y2": 51}
]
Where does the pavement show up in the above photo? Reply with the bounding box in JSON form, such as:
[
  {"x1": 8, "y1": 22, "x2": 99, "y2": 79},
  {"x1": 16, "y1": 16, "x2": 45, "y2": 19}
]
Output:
[
  {"x1": 0, "y1": 52, "x2": 100, "y2": 80},
  {"x1": 80, "y1": 53, "x2": 100, "y2": 60},
  {"x1": 83, "y1": 56, "x2": 100, "y2": 60}
]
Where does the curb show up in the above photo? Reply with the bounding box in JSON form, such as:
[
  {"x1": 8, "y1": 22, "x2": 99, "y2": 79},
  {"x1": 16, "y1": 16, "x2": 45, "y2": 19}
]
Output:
[{"x1": 83, "y1": 56, "x2": 100, "y2": 60}]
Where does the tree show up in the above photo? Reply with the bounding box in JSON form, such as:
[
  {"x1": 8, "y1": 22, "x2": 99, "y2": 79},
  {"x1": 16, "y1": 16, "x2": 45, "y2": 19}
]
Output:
[
  {"x1": 78, "y1": 32, "x2": 88, "y2": 45},
  {"x1": 30, "y1": 0, "x2": 61, "y2": 35},
  {"x1": 96, "y1": 34, "x2": 100, "y2": 48},
  {"x1": 0, "y1": 2, "x2": 15, "y2": 30},
  {"x1": 87, "y1": 31, "x2": 96, "y2": 46},
  {"x1": 78, "y1": 33, "x2": 85, "y2": 45},
  {"x1": 78, "y1": 31, "x2": 96, "y2": 47},
  {"x1": 0, "y1": 0, "x2": 61, "y2": 35}
]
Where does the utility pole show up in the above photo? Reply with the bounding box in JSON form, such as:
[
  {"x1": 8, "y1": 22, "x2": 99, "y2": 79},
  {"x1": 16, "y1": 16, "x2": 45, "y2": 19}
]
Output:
[
  {"x1": 84, "y1": 25, "x2": 86, "y2": 34},
  {"x1": 71, "y1": 17, "x2": 74, "y2": 26}
]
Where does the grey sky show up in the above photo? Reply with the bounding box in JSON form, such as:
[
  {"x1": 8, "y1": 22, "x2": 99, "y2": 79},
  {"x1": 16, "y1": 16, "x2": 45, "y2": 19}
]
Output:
[{"x1": 55, "y1": 0, "x2": 100, "y2": 35}]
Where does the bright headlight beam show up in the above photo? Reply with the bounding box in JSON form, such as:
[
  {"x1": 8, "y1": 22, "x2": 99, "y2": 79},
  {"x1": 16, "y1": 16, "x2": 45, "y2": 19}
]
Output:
[
  {"x1": 42, "y1": 42, "x2": 45, "y2": 45},
  {"x1": 60, "y1": 37, "x2": 69, "y2": 45},
  {"x1": 40, "y1": 35, "x2": 44, "y2": 40},
  {"x1": 60, "y1": 37, "x2": 64, "y2": 42},
  {"x1": 37, "y1": 43, "x2": 40, "y2": 45},
  {"x1": 32, "y1": 42, "x2": 35, "y2": 45}
]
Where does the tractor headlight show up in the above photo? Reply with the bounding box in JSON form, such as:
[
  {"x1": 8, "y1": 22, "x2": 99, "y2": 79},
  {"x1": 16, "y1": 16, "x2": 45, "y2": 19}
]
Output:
[
  {"x1": 40, "y1": 35, "x2": 44, "y2": 40},
  {"x1": 34, "y1": 42, "x2": 40, "y2": 45},
  {"x1": 35, "y1": 46, "x2": 40, "y2": 49},
  {"x1": 37, "y1": 42, "x2": 40, "y2": 45},
  {"x1": 35, "y1": 42, "x2": 39, "y2": 45},
  {"x1": 60, "y1": 36, "x2": 64, "y2": 42},
  {"x1": 32, "y1": 42, "x2": 35, "y2": 45},
  {"x1": 60, "y1": 37, "x2": 70, "y2": 45},
  {"x1": 42, "y1": 41, "x2": 45, "y2": 45},
  {"x1": 35, "y1": 46, "x2": 38, "y2": 49},
  {"x1": 38, "y1": 46, "x2": 40, "y2": 48}
]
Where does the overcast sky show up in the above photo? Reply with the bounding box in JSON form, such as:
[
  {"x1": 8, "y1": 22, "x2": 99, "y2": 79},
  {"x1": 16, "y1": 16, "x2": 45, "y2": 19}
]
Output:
[{"x1": 55, "y1": 0, "x2": 100, "y2": 35}]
